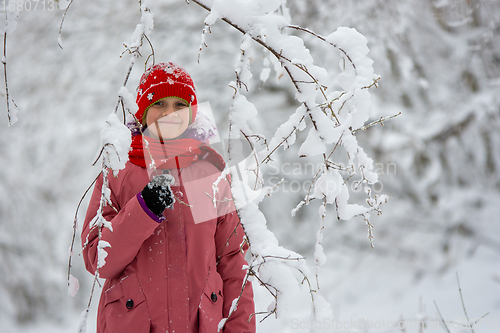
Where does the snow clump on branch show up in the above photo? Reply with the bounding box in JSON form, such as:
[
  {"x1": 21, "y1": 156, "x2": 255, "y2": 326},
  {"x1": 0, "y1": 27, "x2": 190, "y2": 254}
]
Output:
[{"x1": 98, "y1": 113, "x2": 132, "y2": 176}]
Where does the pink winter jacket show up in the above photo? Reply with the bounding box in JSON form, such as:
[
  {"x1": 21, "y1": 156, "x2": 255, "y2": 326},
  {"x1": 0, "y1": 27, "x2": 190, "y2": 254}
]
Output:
[{"x1": 82, "y1": 157, "x2": 256, "y2": 333}]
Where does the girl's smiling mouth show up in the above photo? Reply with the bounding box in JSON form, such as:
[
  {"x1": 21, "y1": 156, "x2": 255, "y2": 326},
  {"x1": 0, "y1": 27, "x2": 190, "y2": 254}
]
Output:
[{"x1": 158, "y1": 119, "x2": 182, "y2": 124}]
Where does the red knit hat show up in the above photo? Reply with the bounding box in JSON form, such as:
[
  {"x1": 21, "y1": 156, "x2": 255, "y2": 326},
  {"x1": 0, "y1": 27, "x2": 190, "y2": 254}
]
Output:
[{"x1": 136, "y1": 62, "x2": 198, "y2": 125}]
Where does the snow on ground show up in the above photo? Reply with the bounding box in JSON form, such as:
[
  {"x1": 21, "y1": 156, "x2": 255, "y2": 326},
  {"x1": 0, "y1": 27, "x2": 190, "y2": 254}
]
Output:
[{"x1": 2, "y1": 240, "x2": 497, "y2": 333}]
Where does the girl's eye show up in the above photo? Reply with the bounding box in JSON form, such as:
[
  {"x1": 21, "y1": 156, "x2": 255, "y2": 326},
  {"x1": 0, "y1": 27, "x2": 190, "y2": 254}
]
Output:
[{"x1": 177, "y1": 103, "x2": 188, "y2": 108}]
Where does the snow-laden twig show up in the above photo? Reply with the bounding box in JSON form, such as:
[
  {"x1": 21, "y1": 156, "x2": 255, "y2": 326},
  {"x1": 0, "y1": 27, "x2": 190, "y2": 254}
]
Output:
[
  {"x1": 93, "y1": 113, "x2": 132, "y2": 177},
  {"x1": 73, "y1": 3, "x2": 155, "y2": 329},
  {"x1": 79, "y1": 163, "x2": 112, "y2": 333},
  {"x1": 217, "y1": 269, "x2": 250, "y2": 332},
  {"x1": 77, "y1": 306, "x2": 89, "y2": 333},
  {"x1": 115, "y1": 0, "x2": 154, "y2": 115},
  {"x1": 364, "y1": 215, "x2": 375, "y2": 249}
]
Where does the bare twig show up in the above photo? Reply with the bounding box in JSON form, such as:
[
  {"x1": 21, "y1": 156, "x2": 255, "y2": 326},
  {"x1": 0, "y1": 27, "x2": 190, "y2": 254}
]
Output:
[
  {"x1": 216, "y1": 220, "x2": 241, "y2": 265},
  {"x1": 261, "y1": 255, "x2": 305, "y2": 261},
  {"x1": 92, "y1": 143, "x2": 122, "y2": 167},
  {"x1": 240, "y1": 130, "x2": 265, "y2": 190},
  {"x1": 352, "y1": 112, "x2": 402, "y2": 133},
  {"x1": 119, "y1": 98, "x2": 127, "y2": 124},
  {"x1": 67, "y1": 171, "x2": 101, "y2": 286},
  {"x1": 248, "y1": 311, "x2": 271, "y2": 322},
  {"x1": 3, "y1": 10, "x2": 14, "y2": 127},
  {"x1": 473, "y1": 312, "x2": 490, "y2": 325},
  {"x1": 297, "y1": 267, "x2": 316, "y2": 317},
  {"x1": 433, "y1": 300, "x2": 451, "y2": 333},
  {"x1": 57, "y1": 0, "x2": 75, "y2": 49},
  {"x1": 78, "y1": 273, "x2": 98, "y2": 333},
  {"x1": 456, "y1": 272, "x2": 474, "y2": 333},
  {"x1": 143, "y1": 34, "x2": 155, "y2": 68}
]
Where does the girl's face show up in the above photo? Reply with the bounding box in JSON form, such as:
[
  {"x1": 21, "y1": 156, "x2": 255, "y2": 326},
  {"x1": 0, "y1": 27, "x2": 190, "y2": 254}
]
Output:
[{"x1": 145, "y1": 97, "x2": 190, "y2": 140}]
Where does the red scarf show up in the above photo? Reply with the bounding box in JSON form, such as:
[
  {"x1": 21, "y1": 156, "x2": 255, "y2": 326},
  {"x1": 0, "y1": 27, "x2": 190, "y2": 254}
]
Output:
[{"x1": 129, "y1": 134, "x2": 225, "y2": 171}]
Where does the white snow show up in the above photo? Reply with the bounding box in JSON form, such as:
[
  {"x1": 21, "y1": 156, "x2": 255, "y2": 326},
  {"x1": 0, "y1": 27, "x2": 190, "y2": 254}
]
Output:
[
  {"x1": 298, "y1": 127, "x2": 326, "y2": 157},
  {"x1": 77, "y1": 309, "x2": 89, "y2": 333},
  {"x1": 97, "y1": 240, "x2": 111, "y2": 269},
  {"x1": 217, "y1": 318, "x2": 227, "y2": 332},
  {"x1": 118, "y1": 86, "x2": 139, "y2": 115},
  {"x1": 228, "y1": 92, "x2": 258, "y2": 139},
  {"x1": 98, "y1": 112, "x2": 132, "y2": 176},
  {"x1": 68, "y1": 274, "x2": 80, "y2": 298}
]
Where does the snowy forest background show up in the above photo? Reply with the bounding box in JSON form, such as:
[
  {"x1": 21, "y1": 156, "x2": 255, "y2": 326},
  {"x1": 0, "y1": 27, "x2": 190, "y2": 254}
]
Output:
[{"x1": 1, "y1": 0, "x2": 500, "y2": 332}]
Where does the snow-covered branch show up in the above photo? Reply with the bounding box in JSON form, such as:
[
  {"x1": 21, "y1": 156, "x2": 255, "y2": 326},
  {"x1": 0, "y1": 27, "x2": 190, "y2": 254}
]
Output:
[
  {"x1": 195, "y1": 0, "x2": 389, "y2": 328},
  {"x1": 68, "y1": 2, "x2": 154, "y2": 331}
]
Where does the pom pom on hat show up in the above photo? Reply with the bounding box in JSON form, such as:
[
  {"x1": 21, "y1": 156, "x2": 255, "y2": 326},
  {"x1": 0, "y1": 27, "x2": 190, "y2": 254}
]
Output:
[{"x1": 136, "y1": 62, "x2": 198, "y2": 125}]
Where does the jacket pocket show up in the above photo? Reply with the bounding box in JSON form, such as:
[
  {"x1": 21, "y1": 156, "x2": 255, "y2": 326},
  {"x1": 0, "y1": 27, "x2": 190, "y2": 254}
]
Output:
[
  {"x1": 199, "y1": 268, "x2": 225, "y2": 333},
  {"x1": 103, "y1": 273, "x2": 150, "y2": 333}
]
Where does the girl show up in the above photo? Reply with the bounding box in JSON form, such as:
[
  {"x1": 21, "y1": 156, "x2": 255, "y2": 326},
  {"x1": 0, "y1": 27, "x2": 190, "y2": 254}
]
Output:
[{"x1": 82, "y1": 62, "x2": 256, "y2": 333}]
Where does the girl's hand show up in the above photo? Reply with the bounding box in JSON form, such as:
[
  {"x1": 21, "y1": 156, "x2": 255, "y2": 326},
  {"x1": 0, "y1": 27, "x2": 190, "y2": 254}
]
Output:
[{"x1": 141, "y1": 174, "x2": 175, "y2": 216}]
